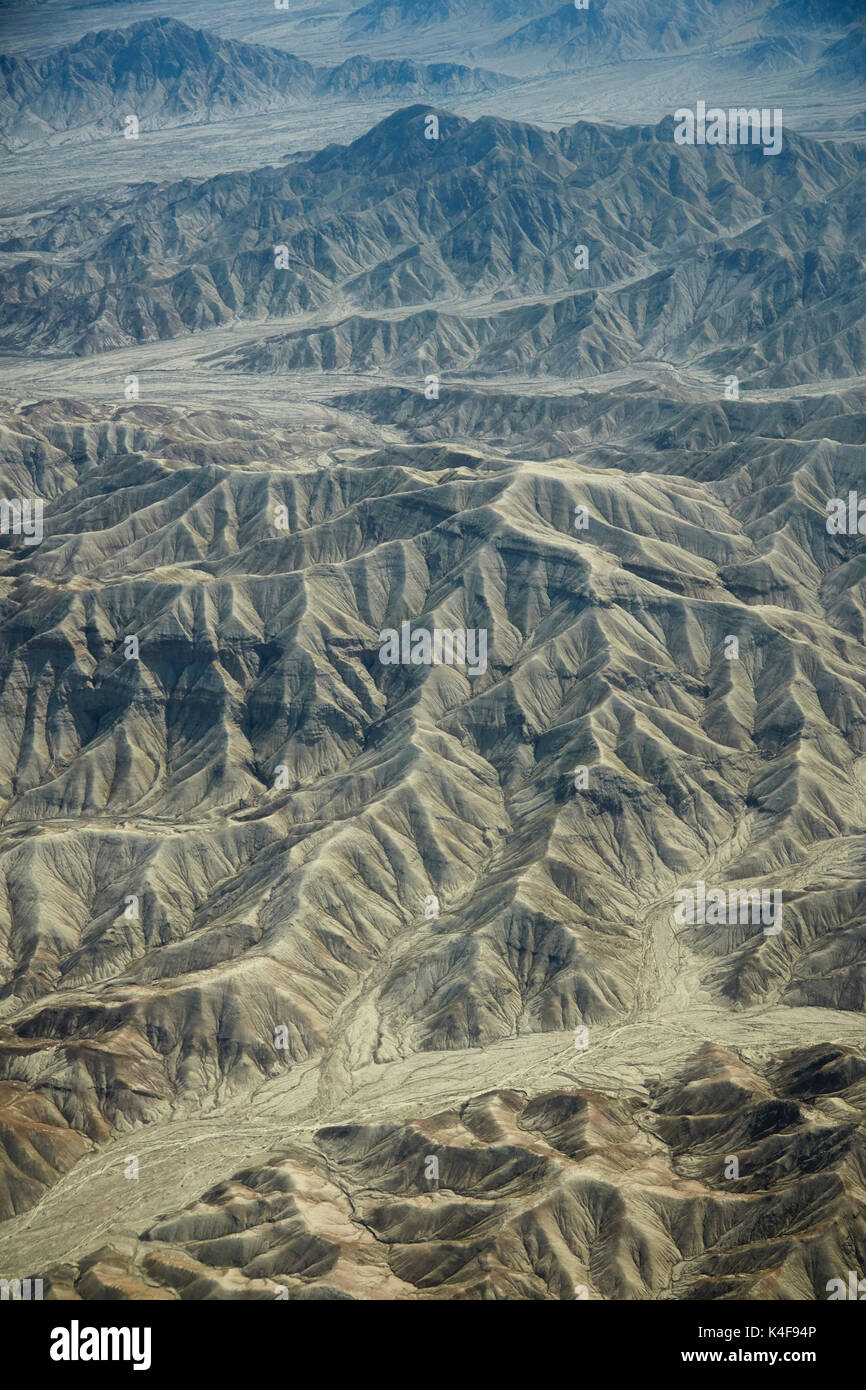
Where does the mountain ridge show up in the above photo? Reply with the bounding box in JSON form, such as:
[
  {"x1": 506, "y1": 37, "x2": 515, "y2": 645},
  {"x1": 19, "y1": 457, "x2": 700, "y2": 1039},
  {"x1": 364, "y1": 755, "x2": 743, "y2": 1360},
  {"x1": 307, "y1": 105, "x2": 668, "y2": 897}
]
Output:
[
  {"x1": 0, "y1": 16, "x2": 511, "y2": 149},
  {"x1": 1, "y1": 105, "x2": 863, "y2": 394}
]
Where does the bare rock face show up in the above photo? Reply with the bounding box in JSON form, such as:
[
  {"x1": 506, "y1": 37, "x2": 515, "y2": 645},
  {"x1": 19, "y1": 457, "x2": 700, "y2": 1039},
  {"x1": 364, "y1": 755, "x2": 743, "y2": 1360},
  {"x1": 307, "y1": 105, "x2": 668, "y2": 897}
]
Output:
[
  {"x1": 0, "y1": 385, "x2": 865, "y2": 1274},
  {"x1": 0, "y1": 1081, "x2": 92, "y2": 1219},
  {"x1": 0, "y1": 18, "x2": 507, "y2": 150},
  {"x1": 3, "y1": 106, "x2": 866, "y2": 377}
]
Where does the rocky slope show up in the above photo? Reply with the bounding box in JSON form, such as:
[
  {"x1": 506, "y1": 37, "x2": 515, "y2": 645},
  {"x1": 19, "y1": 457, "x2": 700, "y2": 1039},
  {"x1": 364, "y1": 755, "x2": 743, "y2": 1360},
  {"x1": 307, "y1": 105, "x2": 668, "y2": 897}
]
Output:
[
  {"x1": 1, "y1": 108, "x2": 864, "y2": 392},
  {"x1": 0, "y1": 17, "x2": 508, "y2": 149},
  {"x1": 0, "y1": 385, "x2": 864, "y2": 1268},
  {"x1": 32, "y1": 1043, "x2": 866, "y2": 1299}
]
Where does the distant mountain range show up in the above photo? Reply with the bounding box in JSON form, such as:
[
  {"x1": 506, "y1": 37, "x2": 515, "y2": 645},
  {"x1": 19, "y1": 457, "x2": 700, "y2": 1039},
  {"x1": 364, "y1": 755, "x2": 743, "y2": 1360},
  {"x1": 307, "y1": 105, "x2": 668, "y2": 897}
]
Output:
[
  {"x1": 343, "y1": 0, "x2": 553, "y2": 38},
  {"x1": 344, "y1": 0, "x2": 865, "y2": 75},
  {"x1": 0, "y1": 16, "x2": 510, "y2": 148},
  {"x1": 2, "y1": 104, "x2": 864, "y2": 390}
]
